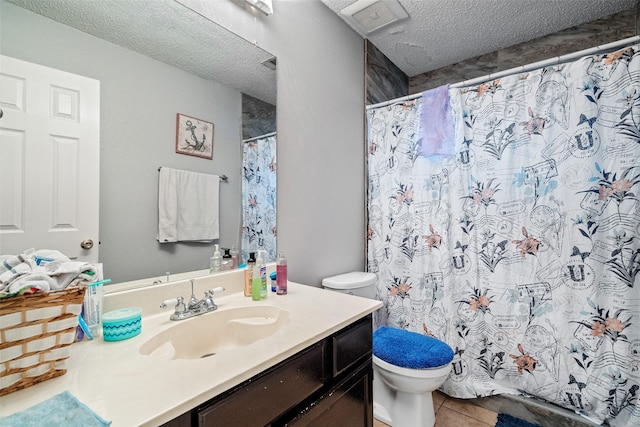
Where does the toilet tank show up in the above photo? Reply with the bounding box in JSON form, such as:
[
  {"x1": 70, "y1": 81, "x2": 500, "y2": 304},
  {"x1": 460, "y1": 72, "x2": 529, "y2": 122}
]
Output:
[{"x1": 322, "y1": 272, "x2": 377, "y2": 299}]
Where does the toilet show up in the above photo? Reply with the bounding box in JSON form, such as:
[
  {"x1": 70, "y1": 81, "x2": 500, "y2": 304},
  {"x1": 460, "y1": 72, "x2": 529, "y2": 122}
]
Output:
[{"x1": 322, "y1": 272, "x2": 454, "y2": 427}]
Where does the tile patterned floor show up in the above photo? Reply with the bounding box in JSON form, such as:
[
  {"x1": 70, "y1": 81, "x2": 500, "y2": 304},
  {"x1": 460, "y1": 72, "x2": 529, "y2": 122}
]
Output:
[{"x1": 373, "y1": 391, "x2": 498, "y2": 427}]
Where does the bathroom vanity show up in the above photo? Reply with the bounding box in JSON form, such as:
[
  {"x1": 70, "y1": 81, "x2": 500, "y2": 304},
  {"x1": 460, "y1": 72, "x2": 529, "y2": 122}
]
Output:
[
  {"x1": 166, "y1": 314, "x2": 374, "y2": 426},
  {"x1": 0, "y1": 270, "x2": 382, "y2": 426}
]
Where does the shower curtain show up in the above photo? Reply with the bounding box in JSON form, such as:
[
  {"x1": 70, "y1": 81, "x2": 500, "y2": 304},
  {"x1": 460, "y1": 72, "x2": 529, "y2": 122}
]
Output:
[
  {"x1": 241, "y1": 134, "x2": 277, "y2": 263},
  {"x1": 367, "y1": 44, "x2": 640, "y2": 426}
]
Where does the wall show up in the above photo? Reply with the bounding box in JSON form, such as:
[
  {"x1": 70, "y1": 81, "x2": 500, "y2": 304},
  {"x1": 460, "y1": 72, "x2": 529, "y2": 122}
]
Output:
[
  {"x1": 0, "y1": 2, "x2": 243, "y2": 283},
  {"x1": 264, "y1": 1, "x2": 366, "y2": 286},
  {"x1": 242, "y1": 94, "x2": 276, "y2": 140},
  {"x1": 193, "y1": 0, "x2": 368, "y2": 286},
  {"x1": 366, "y1": 40, "x2": 408, "y2": 105}
]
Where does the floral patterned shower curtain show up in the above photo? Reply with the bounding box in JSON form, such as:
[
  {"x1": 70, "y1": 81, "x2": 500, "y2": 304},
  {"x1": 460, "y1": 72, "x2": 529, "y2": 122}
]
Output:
[
  {"x1": 367, "y1": 45, "x2": 640, "y2": 426},
  {"x1": 241, "y1": 134, "x2": 277, "y2": 263}
]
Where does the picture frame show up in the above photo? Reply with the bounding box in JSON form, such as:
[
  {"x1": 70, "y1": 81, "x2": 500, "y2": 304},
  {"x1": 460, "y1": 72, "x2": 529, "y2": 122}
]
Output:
[{"x1": 175, "y1": 113, "x2": 214, "y2": 159}]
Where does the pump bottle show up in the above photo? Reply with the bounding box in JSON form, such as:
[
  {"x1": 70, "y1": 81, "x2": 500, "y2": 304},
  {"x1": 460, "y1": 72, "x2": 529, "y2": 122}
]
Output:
[
  {"x1": 230, "y1": 246, "x2": 239, "y2": 269},
  {"x1": 257, "y1": 250, "x2": 267, "y2": 299},
  {"x1": 221, "y1": 248, "x2": 232, "y2": 271},
  {"x1": 251, "y1": 252, "x2": 263, "y2": 301},
  {"x1": 244, "y1": 252, "x2": 256, "y2": 297},
  {"x1": 210, "y1": 244, "x2": 222, "y2": 273}
]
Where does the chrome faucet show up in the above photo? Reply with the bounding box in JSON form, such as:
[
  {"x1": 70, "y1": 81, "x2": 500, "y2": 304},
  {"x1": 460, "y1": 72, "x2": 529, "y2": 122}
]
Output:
[{"x1": 160, "y1": 279, "x2": 225, "y2": 321}]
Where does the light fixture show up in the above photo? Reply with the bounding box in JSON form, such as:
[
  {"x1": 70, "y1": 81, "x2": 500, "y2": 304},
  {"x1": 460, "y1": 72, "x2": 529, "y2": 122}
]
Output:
[
  {"x1": 245, "y1": 0, "x2": 273, "y2": 16},
  {"x1": 340, "y1": 0, "x2": 408, "y2": 35}
]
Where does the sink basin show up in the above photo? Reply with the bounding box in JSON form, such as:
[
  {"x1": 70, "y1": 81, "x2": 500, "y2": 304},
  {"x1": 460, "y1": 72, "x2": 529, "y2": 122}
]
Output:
[{"x1": 139, "y1": 305, "x2": 290, "y2": 360}]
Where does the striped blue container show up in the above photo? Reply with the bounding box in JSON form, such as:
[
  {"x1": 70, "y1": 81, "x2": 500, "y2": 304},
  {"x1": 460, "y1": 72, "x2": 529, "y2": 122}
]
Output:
[{"x1": 102, "y1": 307, "x2": 142, "y2": 341}]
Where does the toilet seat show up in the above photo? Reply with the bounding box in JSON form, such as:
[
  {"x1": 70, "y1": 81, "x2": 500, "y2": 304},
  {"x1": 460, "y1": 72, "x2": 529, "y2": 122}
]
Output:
[{"x1": 373, "y1": 355, "x2": 451, "y2": 379}]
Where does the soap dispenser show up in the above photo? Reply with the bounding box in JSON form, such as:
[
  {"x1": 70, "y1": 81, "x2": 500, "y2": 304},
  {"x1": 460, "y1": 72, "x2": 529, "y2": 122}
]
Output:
[
  {"x1": 221, "y1": 248, "x2": 232, "y2": 271},
  {"x1": 210, "y1": 244, "x2": 222, "y2": 273}
]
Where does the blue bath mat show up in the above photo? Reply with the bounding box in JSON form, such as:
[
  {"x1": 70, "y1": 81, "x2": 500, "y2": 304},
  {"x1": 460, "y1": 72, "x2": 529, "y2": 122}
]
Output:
[{"x1": 495, "y1": 413, "x2": 541, "y2": 427}]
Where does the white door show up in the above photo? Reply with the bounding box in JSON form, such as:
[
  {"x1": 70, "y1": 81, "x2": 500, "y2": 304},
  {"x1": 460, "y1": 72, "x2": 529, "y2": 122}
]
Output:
[{"x1": 0, "y1": 56, "x2": 100, "y2": 261}]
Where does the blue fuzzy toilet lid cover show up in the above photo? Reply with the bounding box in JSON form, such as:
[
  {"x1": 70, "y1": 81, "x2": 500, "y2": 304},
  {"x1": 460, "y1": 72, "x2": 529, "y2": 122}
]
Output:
[{"x1": 373, "y1": 326, "x2": 454, "y2": 369}]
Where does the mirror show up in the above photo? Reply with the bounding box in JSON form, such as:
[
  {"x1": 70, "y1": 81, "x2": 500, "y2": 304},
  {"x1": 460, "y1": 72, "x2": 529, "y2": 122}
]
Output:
[{"x1": 1, "y1": 0, "x2": 276, "y2": 284}]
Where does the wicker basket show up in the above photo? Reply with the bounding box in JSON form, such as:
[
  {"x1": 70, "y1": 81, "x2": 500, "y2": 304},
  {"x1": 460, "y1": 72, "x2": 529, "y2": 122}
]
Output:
[{"x1": 0, "y1": 286, "x2": 86, "y2": 396}]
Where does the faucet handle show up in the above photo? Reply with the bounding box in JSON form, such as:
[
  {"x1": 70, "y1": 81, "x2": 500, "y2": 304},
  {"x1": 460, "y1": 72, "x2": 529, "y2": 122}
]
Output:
[
  {"x1": 160, "y1": 296, "x2": 185, "y2": 310},
  {"x1": 160, "y1": 297, "x2": 177, "y2": 309},
  {"x1": 202, "y1": 287, "x2": 225, "y2": 310},
  {"x1": 206, "y1": 287, "x2": 225, "y2": 296}
]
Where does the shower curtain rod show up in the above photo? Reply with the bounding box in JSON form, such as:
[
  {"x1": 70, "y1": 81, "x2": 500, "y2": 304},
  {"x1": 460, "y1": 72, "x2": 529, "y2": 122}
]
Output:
[
  {"x1": 366, "y1": 35, "x2": 640, "y2": 111},
  {"x1": 242, "y1": 131, "x2": 277, "y2": 143}
]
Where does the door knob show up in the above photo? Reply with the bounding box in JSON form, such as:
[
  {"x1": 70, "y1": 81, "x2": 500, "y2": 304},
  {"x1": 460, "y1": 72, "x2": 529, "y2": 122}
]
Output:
[{"x1": 80, "y1": 239, "x2": 94, "y2": 249}]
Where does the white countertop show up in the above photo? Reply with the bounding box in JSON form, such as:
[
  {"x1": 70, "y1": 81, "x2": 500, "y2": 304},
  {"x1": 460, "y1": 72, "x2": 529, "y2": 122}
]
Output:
[{"x1": 0, "y1": 274, "x2": 381, "y2": 426}]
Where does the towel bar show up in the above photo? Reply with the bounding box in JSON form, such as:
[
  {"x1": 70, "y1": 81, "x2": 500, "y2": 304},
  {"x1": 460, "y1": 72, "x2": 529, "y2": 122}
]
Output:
[{"x1": 157, "y1": 167, "x2": 228, "y2": 182}]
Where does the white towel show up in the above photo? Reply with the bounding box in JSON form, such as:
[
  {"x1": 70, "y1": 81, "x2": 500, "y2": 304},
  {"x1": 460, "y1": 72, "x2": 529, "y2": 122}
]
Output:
[
  {"x1": 0, "y1": 257, "x2": 98, "y2": 296},
  {"x1": 157, "y1": 167, "x2": 220, "y2": 243}
]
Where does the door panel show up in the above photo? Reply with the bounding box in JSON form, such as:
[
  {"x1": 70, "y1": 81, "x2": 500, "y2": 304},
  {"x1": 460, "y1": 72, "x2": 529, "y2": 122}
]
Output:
[{"x1": 0, "y1": 55, "x2": 100, "y2": 261}]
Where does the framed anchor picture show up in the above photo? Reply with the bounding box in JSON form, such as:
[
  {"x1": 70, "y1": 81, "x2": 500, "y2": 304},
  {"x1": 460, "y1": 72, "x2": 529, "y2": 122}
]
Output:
[{"x1": 175, "y1": 113, "x2": 214, "y2": 159}]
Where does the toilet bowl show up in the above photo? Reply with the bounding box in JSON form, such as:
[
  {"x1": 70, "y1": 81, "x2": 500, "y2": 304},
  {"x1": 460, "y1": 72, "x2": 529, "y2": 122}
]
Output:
[
  {"x1": 372, "y1": 355, "x2": 452, "y2": 427},
  {"x1": 372, "y1": 326, "x2": 453, "y2": 427},
  {"x1": 322, "y1": 272, "x2": 454, "y2": 427}
]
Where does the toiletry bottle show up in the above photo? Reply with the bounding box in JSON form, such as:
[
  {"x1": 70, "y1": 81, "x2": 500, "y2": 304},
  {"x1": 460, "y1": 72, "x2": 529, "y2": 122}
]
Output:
[
  {"x1": 251, "y1": 253, "x2": 263, "y2": 301},
  {"x1": 83, "y1": 279, "x2": 107, "y2": 338},
  {"x1": 230, "y1": 246, "x2": 239, "y2": 269},
  {"x1": 244, "y1": 252, "x2": 256, "y2": 297},
  {"x1": 210, "y1": 244, "x2": 222, "y2": 273},
  {"x1": 221, "y1": 248, "x2": 232, "y2": 271},
  {"x1": 276, "y1": 251, "x2": 287, "y2": 295},
  {"x1": 257, "y1": 250, "x2": 267, "y2": 299}
]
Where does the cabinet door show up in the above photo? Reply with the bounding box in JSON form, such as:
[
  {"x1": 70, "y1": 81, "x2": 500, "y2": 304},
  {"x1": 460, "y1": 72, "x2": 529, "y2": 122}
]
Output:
[
  {"x1": 197, "y1": 342, "x2": 328, "y2": 427},
  {"x1": 285, "y1": 362, "x2": 373, "y2": 427},
  {"x1": 333, "y1": 316, "x2": 372, "y2": 377}
]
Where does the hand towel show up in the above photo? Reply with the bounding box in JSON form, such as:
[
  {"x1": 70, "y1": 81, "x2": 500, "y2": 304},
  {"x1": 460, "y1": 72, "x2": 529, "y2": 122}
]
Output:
[
  {"x1": 417, "y1": 84, "x2": 455, "y2": 157},
  {"x1": 0, "y1": 391, "x2": 111, "y2": 426},
  {"x1": 157, "y1": 167, "x2": 220, "y2": 243}
]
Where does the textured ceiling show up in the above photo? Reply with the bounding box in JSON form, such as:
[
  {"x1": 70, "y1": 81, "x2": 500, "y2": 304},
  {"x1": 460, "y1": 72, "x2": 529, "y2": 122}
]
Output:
[
  {"x1": 321, "y1": 0, "x2": 637, "y2": 77},
  {"x1": 6, "y1": 0, "x2": 277, "y2": 105},
  {"x1": 7, "y1": 0, "x2": 637, "y2": 100}
]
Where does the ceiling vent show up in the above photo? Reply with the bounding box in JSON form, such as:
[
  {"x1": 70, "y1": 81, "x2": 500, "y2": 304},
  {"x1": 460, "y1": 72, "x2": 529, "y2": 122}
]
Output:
[{"x1": 340, "y1": 0, "x2": 409, "y2": 35}]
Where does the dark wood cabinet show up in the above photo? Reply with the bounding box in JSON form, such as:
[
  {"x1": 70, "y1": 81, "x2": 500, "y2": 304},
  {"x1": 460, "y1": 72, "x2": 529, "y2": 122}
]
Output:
[
  {"x1": 162, "y1": 314, "x2": 373, "y2": 427},
  {"x1": 284, "y1": 361, "x2": 372, "y2": 426}
]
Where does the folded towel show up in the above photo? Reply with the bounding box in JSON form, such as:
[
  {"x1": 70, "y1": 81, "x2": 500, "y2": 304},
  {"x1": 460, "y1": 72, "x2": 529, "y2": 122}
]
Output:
[
  {"x1": 0, "y1": 252, "x2": 97, "y2": 297},
  {"x1": 157, "y1": 167, "x2": 220, "y2": 243},
  {"x1": 373, "y1": 326, "x2": 454, "y2": 369},
  {"x1": 417, "y1": 85, "x2": 455, "y2": 157},
  {"x1": 0, "y1": 391, "x2": 111, "y2": 426}
]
